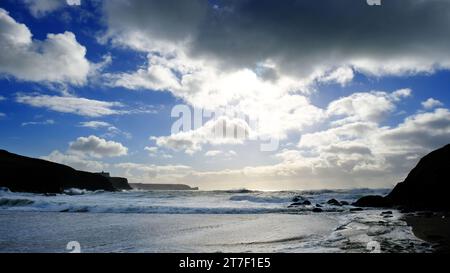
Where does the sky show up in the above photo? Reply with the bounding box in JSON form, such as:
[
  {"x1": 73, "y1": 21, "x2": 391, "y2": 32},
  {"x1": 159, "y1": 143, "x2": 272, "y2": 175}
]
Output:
[{"x1": 1, "y1": 0, "x2": 450, "y2": 190}]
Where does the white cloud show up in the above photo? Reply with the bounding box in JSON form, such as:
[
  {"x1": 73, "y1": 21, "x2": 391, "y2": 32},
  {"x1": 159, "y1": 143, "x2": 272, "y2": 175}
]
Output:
[
  {"x1": 42, "y1": 150, "x2": 108, "y2": 172},
  {"x1": 22, "y1": 0, "x2": 64, "y2": 17},
  {"x1": 0, "y1": 8, "x2": 90, "y2": 84},
  {"x1": 21, "y1": 0, "x2": 80, "y2": 18},
  {"x1": 21, "y1": 119, "x2": 55, "y2": 126},
  {"x1": 66, "y1": 0, "x2": 81, "y2": 6},
  {"x1": 107, "y1": 55, "x2": 181, "y2": 92},
  {"x1": 0, "y1": 95, "x2": 5, "y2": 101},
  {"x1": 379, "y1": 108, "x2": 450, "y2": 152},
  {"x1": 175, "y1": 108, "x2": 450, "y2": 190},
  {"x1": 144, "y1": 146, "x2": 173, "y2": 159},
  {"x1": 78, "y1": 121, "x2": 131, "y2": 139},
  {"x1": 152, "y1": 116, "x2": 251, "y2": 154},
  {"x1": 391, "y1": 88, "x2": 412, "y2": 101},
  {"x1": 79, "y1": 121, "x2": 112, "y2": 129},
  {"x1": 327, "y1": 89, "x2": 411, "y2": 124},
  {"x1": 422, "y1": 98, "x2": 443, "y2": 109},
  {"x1": 16, "y1": 94, "x2": 125, "y2": 117},
  {"x1": 204, "y1": 150, "x2": 222, "y2": 157},
  {"x1": 144, "y1": 146, "x2": 158, "y2": 155},
  {"x1": 319, "y1": 66, "x2": 354, "y2": 86},
  {"x1": 0, "y1": 112, "x2": 5, "y2": 118},
  {"x1": 204, "y1": 150, "x2": 237, "y2": 158},
  {"x1": 68, "y1": 135, "x2": 128, "y2": 158},
  {"x1": 102, "y1": 100, "x2": 450, "y2": 190},
  {"x1": 41, "y1": 134, "x2": 127, "y2": 173}
]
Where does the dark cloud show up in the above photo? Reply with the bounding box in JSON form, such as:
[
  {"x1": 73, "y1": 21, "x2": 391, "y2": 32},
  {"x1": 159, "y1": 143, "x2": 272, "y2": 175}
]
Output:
[{"x1": 104, "y1": 0, "x2": 450, "y2": 77}]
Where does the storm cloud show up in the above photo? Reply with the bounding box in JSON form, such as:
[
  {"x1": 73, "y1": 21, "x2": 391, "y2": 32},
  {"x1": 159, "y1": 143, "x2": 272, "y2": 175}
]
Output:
[{"x1": 104, "y1": 0, "x2": 450, "y2": 78}]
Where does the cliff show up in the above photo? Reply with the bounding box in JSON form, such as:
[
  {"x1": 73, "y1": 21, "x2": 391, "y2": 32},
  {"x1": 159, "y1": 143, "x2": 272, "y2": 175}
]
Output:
[
  {"x1": 0, "y1": 150, "x2": 129, "y2": 193},
  {"x1": 108, "y1": 177, "x2": 132, "y2": 190}
]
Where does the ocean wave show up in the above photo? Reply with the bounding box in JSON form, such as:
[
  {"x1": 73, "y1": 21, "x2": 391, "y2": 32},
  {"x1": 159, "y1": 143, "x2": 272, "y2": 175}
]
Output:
[
  {"x1": 223, "y1": 188, "x2": 256, "y2": 194},
  {"x1": 63, "y1": 188, "x2": 107, "y2": 195},
  {"x1": 0, "y1": 188, "x2": 388, "y2": 214},
  {"x1": 229, "y1": 194, "x2": 291, "y2": 203},
  {"x1": 0, "y1": 198, "x2": 34, "y2": 207},
  {"x1": 0, "y1": 187, "x2": 11, "y2": 192},
  {"x1": 0, "y1": 201, "x2": 291, "y2": 214}
]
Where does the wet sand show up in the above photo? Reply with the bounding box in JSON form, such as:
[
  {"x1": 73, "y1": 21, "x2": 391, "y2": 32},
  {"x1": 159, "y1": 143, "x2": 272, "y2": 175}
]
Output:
[
  {"x1": 404, "y1": 212, "x2": 450, "y2": 253},
  {"x1": 0, "y1": 211, "x2": 339, "y2": 253}
]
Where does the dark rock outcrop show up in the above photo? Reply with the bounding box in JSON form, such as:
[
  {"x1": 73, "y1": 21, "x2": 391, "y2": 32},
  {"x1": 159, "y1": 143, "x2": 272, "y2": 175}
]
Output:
[
  {"x1": 302, "y1": 200, "x2": 312, "y2": 205},
  {"x1": 130, "y1": 183, "x2": 199, "y2": 190},
  {"x1": 0, "y1": 150, "x2": 126, "y2": 193},
  {"x1": 354, "y1": 144, "x2": 450, "y2": 211},
  {"x1": 353, "y1": 195, "x2": 392, "y2": 208},
  {"x1": 327, "y1": 199, "x2": 342, "y2": 206},
  {"x1": 288, "y1": 200, "x2": 311, "y2": 207}
]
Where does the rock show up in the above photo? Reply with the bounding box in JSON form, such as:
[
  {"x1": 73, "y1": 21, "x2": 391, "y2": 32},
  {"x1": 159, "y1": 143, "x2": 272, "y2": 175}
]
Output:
[
  {"x1": 327, "y1": 199, "x2": 342, "y2": 206},
  {"x1": 312, "y1": 208, "x2": 323, "y2": 213},
  {"x1": 316, "y1": 204, "x2": 322, "y2": 207},
  {"x1": 350, "y1": 208, "x2": 363, "y2": 212},
  {"x1": 292, "y1": 196, "x2": 302, "y2": 202},
  {"x1": 353, "y1": 195, "x2": 392, "y2": 208},
  {"x1": 385, "y1": 144, "x2": 450, "y2": 211},
  {"x1": 288, "y1": 200, "x2": 311, "y2": 207},
  {"x1": 381, "y1": 211, "x2": 393, "y2": 215},
  {"x1": 340, "y1": 201, "x2": 349, "y2": 206},
  {"x1": 0, "y1": 149, "x2": 121, "y2": 193}
]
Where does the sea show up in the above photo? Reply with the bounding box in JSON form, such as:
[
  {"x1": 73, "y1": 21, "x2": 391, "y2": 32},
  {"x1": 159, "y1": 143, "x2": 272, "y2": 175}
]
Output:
[{"x1": 0, "y1": 187, "x2": 432, "y2": 253}]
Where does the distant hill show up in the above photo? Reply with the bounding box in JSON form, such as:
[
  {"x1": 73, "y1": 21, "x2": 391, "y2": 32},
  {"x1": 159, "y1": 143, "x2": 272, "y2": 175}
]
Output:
[
  {"x1": 0, "y1": 150, "x2": 131, "y2": 193},
  {"x1": 130, "y1": 183, "x2": 199, "y2": 191}
]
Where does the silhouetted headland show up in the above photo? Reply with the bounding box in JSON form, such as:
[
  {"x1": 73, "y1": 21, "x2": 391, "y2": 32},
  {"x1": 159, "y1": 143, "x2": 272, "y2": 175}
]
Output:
[
  {"x1": 0, "y1": 150, "x2": 131, "y2": 193},
  {"x1": 354, "y1": 143, "x2": 450, "y2": 211}
]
